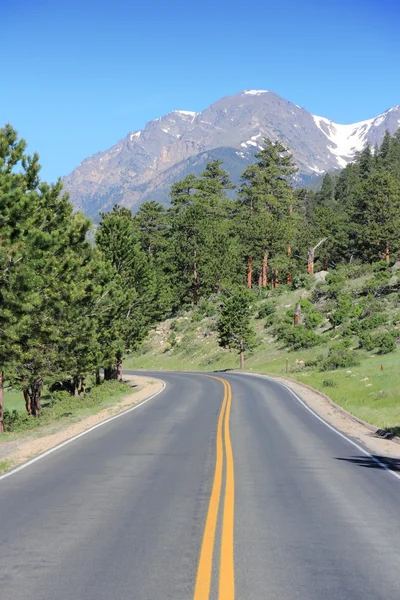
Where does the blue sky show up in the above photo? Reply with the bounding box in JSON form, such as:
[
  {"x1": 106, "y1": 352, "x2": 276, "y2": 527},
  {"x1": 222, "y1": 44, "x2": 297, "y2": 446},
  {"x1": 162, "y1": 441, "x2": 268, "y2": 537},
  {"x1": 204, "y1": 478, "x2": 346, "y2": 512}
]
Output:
[{"x1": 2, "y1": 0, "x2": 399, "y2": 181}]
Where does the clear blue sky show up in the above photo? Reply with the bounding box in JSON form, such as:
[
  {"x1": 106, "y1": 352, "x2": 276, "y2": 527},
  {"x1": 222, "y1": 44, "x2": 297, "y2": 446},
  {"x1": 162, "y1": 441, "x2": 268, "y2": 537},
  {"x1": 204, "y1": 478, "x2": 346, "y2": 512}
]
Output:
[{"x1": 2, "y1": 0, "x2": 399, "y2": 182}]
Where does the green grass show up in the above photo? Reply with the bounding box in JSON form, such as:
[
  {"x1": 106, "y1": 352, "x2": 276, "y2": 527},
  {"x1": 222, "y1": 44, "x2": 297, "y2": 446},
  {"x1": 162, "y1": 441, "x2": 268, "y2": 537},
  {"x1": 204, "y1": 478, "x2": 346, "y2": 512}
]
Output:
[
  {"x1": 125, "y1": 276, "x2": 400, "y2": 433},
  {"x1": 1, "y1": 380, "x2": 135, "y2": 437},
  {"x1": 4, "y1": 389, "x2": 25, "y2": 411}
]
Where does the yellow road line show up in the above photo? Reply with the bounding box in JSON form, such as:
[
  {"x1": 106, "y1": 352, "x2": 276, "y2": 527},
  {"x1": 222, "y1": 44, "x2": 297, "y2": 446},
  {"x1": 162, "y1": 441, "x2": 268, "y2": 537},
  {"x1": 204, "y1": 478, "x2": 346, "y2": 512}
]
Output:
[
  {"x1": 193, "y1": 377, "x2": 235, "y2": 600},
  {"x1": 219, "y1": 380, "x2": 235, "y2": 599},
  {"x1": 193, "y1": 379, "x2": 228, "y2": 600}
]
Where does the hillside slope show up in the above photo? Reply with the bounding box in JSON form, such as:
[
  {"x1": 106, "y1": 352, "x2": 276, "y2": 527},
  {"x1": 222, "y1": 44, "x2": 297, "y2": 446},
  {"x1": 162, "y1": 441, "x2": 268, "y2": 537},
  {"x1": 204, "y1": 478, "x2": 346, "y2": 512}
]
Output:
[{"x1": 125, "y1": 264, "x2": 400, "y2": 433}]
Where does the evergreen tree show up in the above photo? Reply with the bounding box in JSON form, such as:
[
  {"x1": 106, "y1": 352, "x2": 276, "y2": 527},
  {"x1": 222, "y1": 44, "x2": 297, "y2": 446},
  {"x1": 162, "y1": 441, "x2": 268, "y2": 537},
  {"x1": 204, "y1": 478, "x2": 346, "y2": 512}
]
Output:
[{"x1": 217, "y1": 288, "x2": 255, "y2": 368}]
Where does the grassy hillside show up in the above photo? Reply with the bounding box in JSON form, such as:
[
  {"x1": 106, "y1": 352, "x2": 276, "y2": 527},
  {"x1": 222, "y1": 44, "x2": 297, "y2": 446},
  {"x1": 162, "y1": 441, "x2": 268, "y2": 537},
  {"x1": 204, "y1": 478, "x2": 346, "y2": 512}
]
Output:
[{"x1": 125, "y1": 263, "x2": 400, "y2": 433}]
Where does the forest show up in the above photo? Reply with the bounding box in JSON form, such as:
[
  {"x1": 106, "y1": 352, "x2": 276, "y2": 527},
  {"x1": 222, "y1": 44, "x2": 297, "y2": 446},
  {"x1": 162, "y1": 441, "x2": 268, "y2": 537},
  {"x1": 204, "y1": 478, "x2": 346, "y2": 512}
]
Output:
[{"x1": 1, "y1": 123, "x2": 400, "y2": 432}]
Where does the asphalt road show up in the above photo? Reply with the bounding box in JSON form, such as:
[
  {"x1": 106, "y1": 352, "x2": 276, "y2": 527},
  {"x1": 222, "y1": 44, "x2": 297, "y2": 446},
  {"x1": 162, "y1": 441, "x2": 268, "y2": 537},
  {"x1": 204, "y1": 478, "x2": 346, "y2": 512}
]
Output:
[{"x1": 0, "y1": 371, "x2": 399, "y2": 600}]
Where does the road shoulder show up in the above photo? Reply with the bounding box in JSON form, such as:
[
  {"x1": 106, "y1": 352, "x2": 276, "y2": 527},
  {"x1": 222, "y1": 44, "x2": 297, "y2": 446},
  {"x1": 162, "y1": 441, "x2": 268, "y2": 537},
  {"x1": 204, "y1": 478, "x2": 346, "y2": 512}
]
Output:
[
  {"x1": 0, "y1": 375, "x2": 164, "y2": 474},
  {"x1": 242, "y1": 372, "x2": 400, "y2": 460}
]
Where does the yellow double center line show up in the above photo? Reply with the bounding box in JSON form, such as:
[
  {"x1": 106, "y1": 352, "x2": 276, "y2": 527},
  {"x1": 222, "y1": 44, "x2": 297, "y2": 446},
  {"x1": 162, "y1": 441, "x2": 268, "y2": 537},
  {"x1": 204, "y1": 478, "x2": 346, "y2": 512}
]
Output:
[{"x1": 193, "y1": 377, "x2": 235, "y2": 600}]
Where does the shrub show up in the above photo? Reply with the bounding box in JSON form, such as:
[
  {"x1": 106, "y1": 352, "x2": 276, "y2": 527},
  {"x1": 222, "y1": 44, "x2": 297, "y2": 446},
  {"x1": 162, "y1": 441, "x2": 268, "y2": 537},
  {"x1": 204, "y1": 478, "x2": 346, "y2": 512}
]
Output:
[
  {"x1": 359, "y1": 313, "x2": 388, "y2": 330},
  {"x1": 257, "y1": 301, "x2": 276, "y2": 319},
  {"x1": 291, "y1": 273, "x2": 312, "y2": 290},
  {"x1": 170, "y1": 320, "x2": 186, "y2": 332},
  {"x1": 191, "y1": 312, "x2": 203, "y2": 323},
  {"x1": 375, "y1": 332, "x2": 397, "y2": 354},
  {"x1": 322, "y1": 379, "x2": 338, "y2": 388},
  {"x1": 358, "y1": 332, "x2": 376, "y2": 351},
  {"x1": 167, "y1": 331, "x2": 177, "y2": 347},
  {"x1": 275, "y1": 324, "x2": 321, "y2": 350},
  {"x1": 305, "y1": 311, "x2": 323, "y2": 329},
  {"x1": 319, "y1": 346, "x2": 360, "y2": 371},
  {"x1": 197, "y1": 299, "x2": 217, "y2": 317},
  {"x1": 3, "y1": 409, "x2": 37, "y2": 433},
  {"x1": 325, "y1": 272, "x2": 347, "y2": 298}
]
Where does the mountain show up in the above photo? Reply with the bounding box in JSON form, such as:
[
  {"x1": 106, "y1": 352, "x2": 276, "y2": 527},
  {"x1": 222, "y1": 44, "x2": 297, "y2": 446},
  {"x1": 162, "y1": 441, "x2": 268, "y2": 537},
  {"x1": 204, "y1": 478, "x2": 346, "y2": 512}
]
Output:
[{"x1": 62, "y1": 90, "x2": 400, "y2": 218}]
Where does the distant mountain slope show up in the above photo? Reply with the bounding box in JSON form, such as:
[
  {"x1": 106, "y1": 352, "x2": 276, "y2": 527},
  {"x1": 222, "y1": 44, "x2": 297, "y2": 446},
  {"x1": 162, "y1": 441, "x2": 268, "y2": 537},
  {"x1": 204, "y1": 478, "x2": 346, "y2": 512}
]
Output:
[{"x1": 62, "y1": 90, "x2": 400, "y2": 218}]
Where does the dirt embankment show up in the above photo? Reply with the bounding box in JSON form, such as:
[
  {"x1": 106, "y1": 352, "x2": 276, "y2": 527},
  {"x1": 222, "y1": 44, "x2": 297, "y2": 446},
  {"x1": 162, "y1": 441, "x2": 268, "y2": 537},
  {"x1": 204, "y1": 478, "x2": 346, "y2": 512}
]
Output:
[{"x1": 0, "y1": 375, "x2": 164, "y2": 473}]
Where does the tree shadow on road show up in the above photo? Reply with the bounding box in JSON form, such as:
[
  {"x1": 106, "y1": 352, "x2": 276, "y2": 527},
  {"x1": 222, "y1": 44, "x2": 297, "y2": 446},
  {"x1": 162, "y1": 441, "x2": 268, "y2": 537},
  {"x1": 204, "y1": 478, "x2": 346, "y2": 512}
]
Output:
[{"x1": 336, "y1": 456, "x2": 400, "y2": 472}]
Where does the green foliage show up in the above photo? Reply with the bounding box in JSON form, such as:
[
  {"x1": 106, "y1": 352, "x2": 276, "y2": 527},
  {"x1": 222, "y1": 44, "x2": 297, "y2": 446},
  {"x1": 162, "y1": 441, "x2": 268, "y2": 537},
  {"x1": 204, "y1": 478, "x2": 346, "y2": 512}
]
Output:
[
  {"x1": 257, "y1": 301, "x2": 276, "y2": 319},
  {"x1": 322, "y1": 379, "x2": 338, "y2": 388},
  {"x1": 359, "y1": 331, "x2": 397, "y2": 354},
  {"x1": 375, "y1": 333, "x2": 397, "y2": 354},
  {"x1": 217, "y1": 288, "x2": 256, "y2": 353},
  {"x1": 319, "y1": 345, "x2": 360, "y2": 371},
  {"x1": 275, "y1": 324, "x2": 321, "y2": 350}
]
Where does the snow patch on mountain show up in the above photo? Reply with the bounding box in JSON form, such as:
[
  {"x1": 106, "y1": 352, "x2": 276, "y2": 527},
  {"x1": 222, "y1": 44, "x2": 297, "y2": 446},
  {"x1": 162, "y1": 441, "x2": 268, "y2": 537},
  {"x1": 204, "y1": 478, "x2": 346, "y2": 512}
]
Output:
[
  {"x1": 312, "y1": 114, "x2": 374, "y2": 168},
  {"x1": 173, "y1": 110, "x2": 198, "y2": 117},
  {"x1": 244, "y1": 90, "x2": 268, "y2": 95},
  {"x1": 130, "y1": 131, "x2": 141, "y2": 140}
]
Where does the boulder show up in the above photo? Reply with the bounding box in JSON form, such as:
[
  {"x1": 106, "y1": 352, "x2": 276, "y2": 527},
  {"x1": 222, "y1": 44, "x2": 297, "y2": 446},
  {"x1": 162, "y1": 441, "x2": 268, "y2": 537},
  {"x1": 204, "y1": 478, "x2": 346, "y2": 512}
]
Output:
[{"x1": 314, "y1": 270, "x2": 328, "y2": 282}]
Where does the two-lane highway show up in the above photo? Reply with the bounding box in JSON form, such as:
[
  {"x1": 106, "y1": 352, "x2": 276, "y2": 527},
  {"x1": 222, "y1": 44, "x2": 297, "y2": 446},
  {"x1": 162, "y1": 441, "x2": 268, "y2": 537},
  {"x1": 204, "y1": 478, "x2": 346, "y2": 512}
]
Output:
[{"x1": 0, "y1": 371, "x2": 399, "y2": 599}]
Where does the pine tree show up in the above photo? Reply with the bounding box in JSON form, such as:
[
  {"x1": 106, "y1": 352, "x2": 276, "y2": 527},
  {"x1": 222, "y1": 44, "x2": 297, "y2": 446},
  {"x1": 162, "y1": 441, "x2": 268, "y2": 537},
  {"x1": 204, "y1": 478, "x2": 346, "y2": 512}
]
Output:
[
  {"x1": 217, "y1": 288, "x2": 255, "y2": 368},
  {"x1": 238, "y1": 139, "x2": 298, "y2": 286}
]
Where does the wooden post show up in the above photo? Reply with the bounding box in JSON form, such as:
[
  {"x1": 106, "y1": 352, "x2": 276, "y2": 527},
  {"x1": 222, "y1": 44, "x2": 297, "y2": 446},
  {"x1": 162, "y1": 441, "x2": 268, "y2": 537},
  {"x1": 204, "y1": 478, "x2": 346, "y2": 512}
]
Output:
[{"x1": 386, "y1": 244, "x2": 390, "y2": 264}]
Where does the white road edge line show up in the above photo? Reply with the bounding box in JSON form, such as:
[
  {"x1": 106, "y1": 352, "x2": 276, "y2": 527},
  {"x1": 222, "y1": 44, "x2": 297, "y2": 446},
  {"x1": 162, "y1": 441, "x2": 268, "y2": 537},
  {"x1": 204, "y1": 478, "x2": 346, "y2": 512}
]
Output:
[
  {"x1": 0, "y1": 380, "x2": 167, "y2": 482},
  {"x1": 238, "y1": 372, "x2": 400, "y2": 483}
]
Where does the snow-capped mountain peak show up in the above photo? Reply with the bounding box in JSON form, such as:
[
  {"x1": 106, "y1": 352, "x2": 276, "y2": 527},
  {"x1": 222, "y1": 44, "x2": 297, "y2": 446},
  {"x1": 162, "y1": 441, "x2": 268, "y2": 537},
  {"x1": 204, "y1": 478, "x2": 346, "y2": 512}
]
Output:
[{"x1": 63, "y1": 90, "x2": 400, "y2": 217}]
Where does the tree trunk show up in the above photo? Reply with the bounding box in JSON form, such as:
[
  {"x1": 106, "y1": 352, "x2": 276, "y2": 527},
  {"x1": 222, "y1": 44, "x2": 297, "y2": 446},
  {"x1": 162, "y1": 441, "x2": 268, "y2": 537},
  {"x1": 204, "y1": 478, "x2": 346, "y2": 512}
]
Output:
[
  {"x1": 21, "y1": 377, "x2": 32, "y2": 416},
  {"x1": 294, "y1": 303, "x2": 301, "y2": 326},
  {"x1": 247, "y1": 256, "x2": 253, "y2": 289},
  {"x1": 104, "y1": 367, "x2": 110, "y2": 381},
  {"x1": 193, "y1": 261, "x2": 198, "y2": 305},
  {"x1": 95, "y1": 369, "x2": 101, "y2": 385},
  {"x1": 307, "y1": 247, "x2": 314, "y2": 275},
  {"x1": 0, "y1": 371, "x2": 4, "y2": 434},
  {"x1": 116, "y1": 354, "x2": 123, "y2": 382},
  {"x1": 287, "y1": 272, "x2": 292, "y2": 285},
  {"x1": 30, "y1": 379, "x2": 43, "y2": 418},
  {"x1": 272, "y1": 268, "x2": 279, "y2": 288},
  {"x1": 80, "y1": 375, "x2": 87, "y2": 395},
  {"x1": 386, "y1": 243, "x2": 390, "y2": 264},
  {"x1": 217, "y1": 279, "x2": 221, "y2": 295},
  {"x1": 258, "y1": 269, "x2": 262, "y2": 289},
  {"x1": 73, "y1": 375, "x2": 80, "y2": 397},
  {"x1": 262, "y1": 251, "x2": 268, "y2": 287},
  {"x1": 239, "y1": 349, "x2": 244, "y2": 369}
]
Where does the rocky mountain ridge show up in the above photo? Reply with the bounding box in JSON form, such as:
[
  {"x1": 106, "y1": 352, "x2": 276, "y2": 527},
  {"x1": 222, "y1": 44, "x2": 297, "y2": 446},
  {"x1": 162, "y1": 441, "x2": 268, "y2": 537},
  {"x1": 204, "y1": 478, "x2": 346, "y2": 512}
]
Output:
[{"x1": 62, "y1": 90, "x2": 400, "y2": 218}]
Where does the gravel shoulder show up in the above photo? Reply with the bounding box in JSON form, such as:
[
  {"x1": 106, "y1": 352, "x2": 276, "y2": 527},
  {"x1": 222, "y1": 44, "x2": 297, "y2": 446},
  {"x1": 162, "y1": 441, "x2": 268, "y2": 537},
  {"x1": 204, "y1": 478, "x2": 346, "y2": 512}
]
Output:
[{"x1": 0, "y1": 375, "x2": 164, "y2": 472}]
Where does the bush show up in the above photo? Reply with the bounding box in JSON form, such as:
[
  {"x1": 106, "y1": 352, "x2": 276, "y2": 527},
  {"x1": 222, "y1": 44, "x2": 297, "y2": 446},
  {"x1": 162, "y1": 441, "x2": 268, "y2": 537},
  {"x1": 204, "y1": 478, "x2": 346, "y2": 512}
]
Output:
[
  {"x1": 375, "y1": 332, "x2": 397, "y2": 354},
  {"x1": 325, "y1": 272, "x2": 347, "y2": 298},
  {"x1": 291, "y1": 273, "x2": 312, "y2": 290},
  {"x1": 305, "y1": 311, "x2": 323, "y2": 329},
  {"x1": 191, "y1": 312, "x2": 203, "y2": 323},
  {"x1": 197, "y1": 299, "x2": 217, "y2": 317},
  {"x1": 322, "y1": 379, "x2": 338, "y2": 388},
  {"x1": 167, "y1": 331, "x2": 177, "y2": 347},
  {"x1": 275, "y1": 324, "x2": 321, "y2": 350},
  {"x1": 319, "y1": 346, "x2": 360, "y2": 371},
  {"x1": 358, "y1": 332, "x2": 376, "y2": 351},
  {"x1": 3, "y1": 409, "x2": 37, "y2": 432},
  {"x1": 170, "y1": 320, "x2": 186, "y2": 332},
  {"x1": 257, "y1": 301, "x2": 276, "y2": 319}
]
